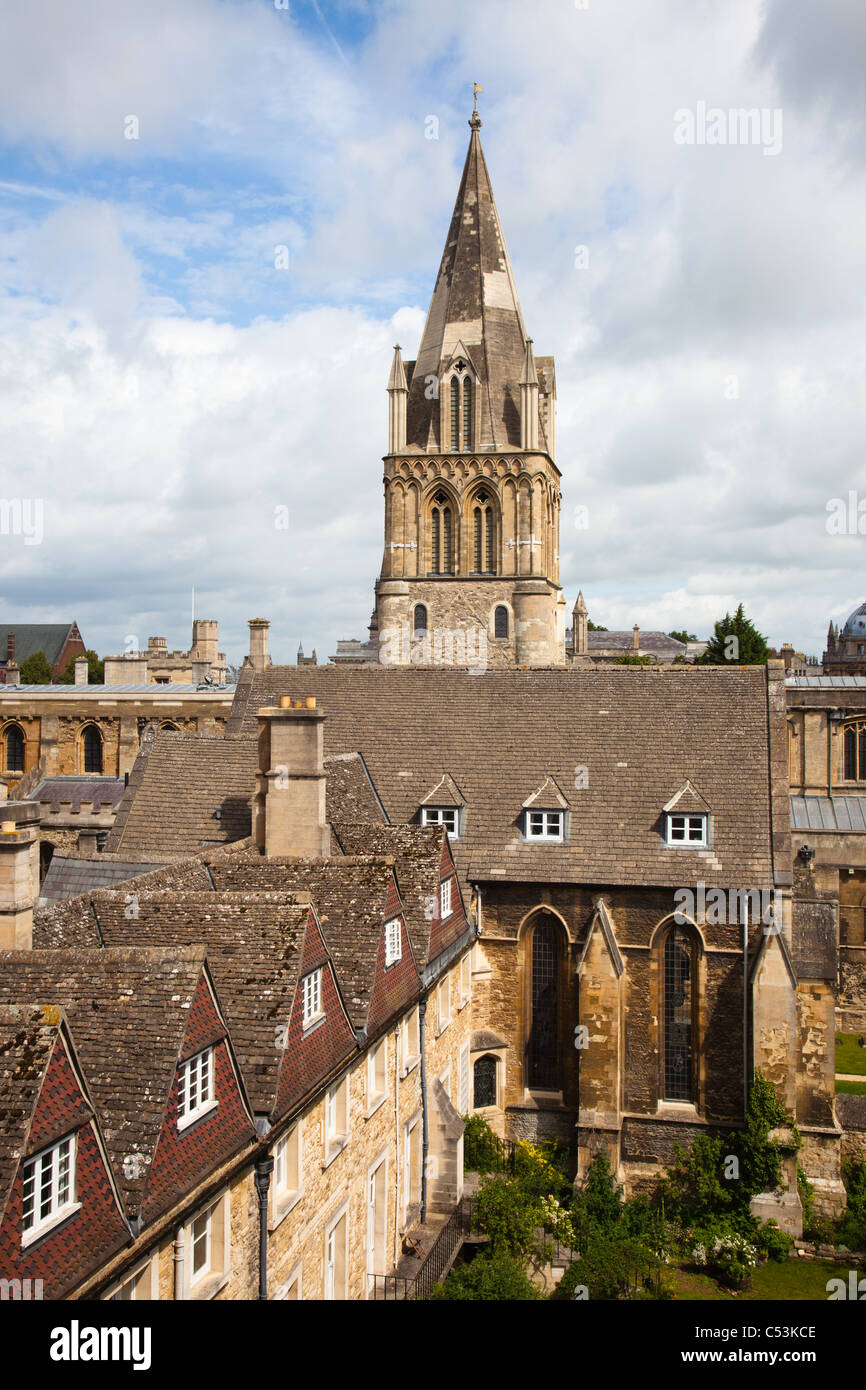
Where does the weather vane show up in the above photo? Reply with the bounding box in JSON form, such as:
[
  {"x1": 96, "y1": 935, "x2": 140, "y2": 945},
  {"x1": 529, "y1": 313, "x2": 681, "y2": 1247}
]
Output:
[{"x1": 472, "y1": 81, "x2": 483, "y2": 113}]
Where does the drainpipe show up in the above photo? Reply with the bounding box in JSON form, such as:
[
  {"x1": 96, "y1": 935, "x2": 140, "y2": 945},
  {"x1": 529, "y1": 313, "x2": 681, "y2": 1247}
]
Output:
[
  {"x1": 254, "y1": 1156, "x2": 274, "y2": 1300},
  {"x1": 742, "y1": 896, "x2": 749, "y2": 1120},
  {"x1": 173, "y1": 1224, "x2": 186, "y2": 1301},
  {"x1": 420, "y1": 995, "x2": 429, "y2": 1223},
  {"x1": 394, "y1": 1023, "x2": 400, "y2": 1270}
]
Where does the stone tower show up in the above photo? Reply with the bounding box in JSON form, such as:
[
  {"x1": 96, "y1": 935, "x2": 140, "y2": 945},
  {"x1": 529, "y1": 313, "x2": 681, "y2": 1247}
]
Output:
[{"x1": 375, "y1": 106, "x2": 565, "y2": 668}]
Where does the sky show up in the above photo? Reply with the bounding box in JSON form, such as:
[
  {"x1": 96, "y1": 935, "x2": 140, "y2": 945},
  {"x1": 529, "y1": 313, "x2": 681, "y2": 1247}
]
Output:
[{"x1": 0, "y1": 0, "x2": 864, "y2": 668}]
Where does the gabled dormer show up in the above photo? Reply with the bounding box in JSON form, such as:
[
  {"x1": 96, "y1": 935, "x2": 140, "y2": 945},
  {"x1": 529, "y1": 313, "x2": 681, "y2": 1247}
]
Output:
[
  {"x1": 419, "y1": 772, "x2": 466, "y2": 839},
  {"x1": 661, "y1": 781, "x2": 712, "y2": 848},
  {"x1": 520, "y1": 775, "x2": 570, "y2": 842}
]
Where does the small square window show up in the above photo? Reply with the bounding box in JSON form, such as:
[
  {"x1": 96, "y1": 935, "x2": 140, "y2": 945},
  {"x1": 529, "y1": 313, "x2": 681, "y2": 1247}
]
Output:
[
  {"x1": 440, "y1": 878, "x2": 453, "y2": 918},
  {"x1": 525, "y1": 810, "x2": 563, "y2": 841},
  {"x1": 302, "y1": 968, "x2": 323, "y2": 1028},
  {"x1": 666, "y1": 814, "x2": 707, "y2": 846},
  {"x1": 178, "y1": 1048, "x2": 216, "y2": 1130},
  {"x1": 421, "y1": 807, "x2": 459, "y2": 838},
  {"x1": 21, "y1": 1133, "x2": 78, "y2": 1244},
  {"x1": 384, "y1": 918, "x2": 402, "y2": 966}
]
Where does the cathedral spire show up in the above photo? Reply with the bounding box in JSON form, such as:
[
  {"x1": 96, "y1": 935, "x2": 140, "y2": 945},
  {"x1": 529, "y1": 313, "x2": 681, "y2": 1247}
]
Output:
[
  {"x1": 406, "y1": 110, "x2": 537, "y2": 452},
  {"x1": 387, "y1": 344, "x2": 407, "y2": 453}
]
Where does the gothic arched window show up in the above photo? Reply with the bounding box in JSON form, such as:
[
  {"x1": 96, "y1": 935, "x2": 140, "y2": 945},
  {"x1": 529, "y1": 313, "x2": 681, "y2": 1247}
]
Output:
[
  {"x1": 4, "y1": 724, "x2": 24, "y2": 773},
  {"x1": 494, "y1": 606, "x2": 509, "y2": 640},
  {"x1": 663, "y1": 925, "x2": 694, "y2": 1101},
  {"x1": 429, "y1": 492, "x2": 453, "y2": 574},
  {"x1": 447, "y1": 365, "x2": 473, "y2": 451},
  {"x1": 82, "y1": 725, "x2": 103, "y2": 775},
  {"x1": 527, "y1": 916, "x2": 560, "y2": 1090},
  {"x1": 473, "y1": 1055, "x2": 498, "y2": 1109},
  {"x1": 413, "y1": 604, "x2": 427, "y2": 636},
  {"x1": 843, "y1": 721, "x2": 866, "y2": 780},
  {"x1": 472, "y1": 490, "x2": 495, "y2": 573}
]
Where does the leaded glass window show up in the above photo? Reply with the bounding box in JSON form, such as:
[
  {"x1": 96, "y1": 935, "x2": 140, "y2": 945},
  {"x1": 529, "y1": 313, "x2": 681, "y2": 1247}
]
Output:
[
  {"x1": 664, "y1": 927, "x2": 693, "y2": 1101},
  {"x1": 474, "y1": 1055, "x2": 497, "y2": 1109},
  {"x1": 528, "y1": 918, "x2": 559, "y2": 1090}
]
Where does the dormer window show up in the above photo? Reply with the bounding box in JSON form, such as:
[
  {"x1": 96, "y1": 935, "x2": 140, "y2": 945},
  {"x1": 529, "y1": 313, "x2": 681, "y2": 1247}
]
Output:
[
  {"x1": 301, "y1": 968, "x2": 324, "y2": 1028},
  {"x1": 665, "y1": 814, "x2": 707, "y2": 846},
  {"x1": 178, "y1": 1047, "x2": 216, "y2": 1130},
  {"x1": 525, "y1": 810, "x2": 563, "y2": 841},
  {"x1": 385, "y1": 917, "x2": 402, "y2": 966},
  {"x1": 421, "y1": 806, "x2": 459, "y2": 838}
]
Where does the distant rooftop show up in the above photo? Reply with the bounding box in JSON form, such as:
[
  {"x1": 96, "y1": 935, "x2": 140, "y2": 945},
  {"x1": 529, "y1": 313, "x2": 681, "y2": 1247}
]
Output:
[
  {"x1": 786, "y1": 675, "x2": 866, "y2": 688},
  {"x1": 0, "y1": 683, "x2": 235, "y2": 695}
]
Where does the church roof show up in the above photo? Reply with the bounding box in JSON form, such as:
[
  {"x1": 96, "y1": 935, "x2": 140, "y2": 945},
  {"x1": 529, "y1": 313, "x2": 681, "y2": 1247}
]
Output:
[
  {"x1": 405, "y1": 118, "x2": 546, "y2": 454},
  {"x1": 841, "y1": 601, "x2": 866, "y2": 638}
]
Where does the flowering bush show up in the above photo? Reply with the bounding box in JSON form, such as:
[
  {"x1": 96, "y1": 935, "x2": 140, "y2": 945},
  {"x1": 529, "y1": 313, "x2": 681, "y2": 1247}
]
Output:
[
  {"x1": 538, "y1": 1194, "x2": 576, "y2": 1247},
  {"x1": 689, "y1": 1232, "x2": 758, "y2": 1287}
]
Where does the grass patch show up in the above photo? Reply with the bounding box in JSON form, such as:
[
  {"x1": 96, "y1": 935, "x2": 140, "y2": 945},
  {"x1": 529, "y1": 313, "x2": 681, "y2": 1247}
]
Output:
[
  {"x1": 836, "y1": 1079, "x2": 866, "y2": 1095},
  {"x1": 835, "y1": 1034, "x2": 866, "y2": 1076},
  {"x1": 672, "y1": 1258, "x2": 844, "y2": 1301}
]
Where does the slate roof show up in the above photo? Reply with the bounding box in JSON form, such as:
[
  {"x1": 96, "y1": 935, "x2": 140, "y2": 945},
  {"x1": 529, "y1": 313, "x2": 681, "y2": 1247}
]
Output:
[
  {"x1": 230, "y1": 666, "x2": 778, "y2": 890},
  {"x1": 105, "y1": 732, "x2": 384, "y2": 858},
  {"x1": 39, "y1": 853, "x2": 167, "y2": 905},
  {"x1": 88, "y1": 891, "x2": 309, "y2": 1114},
  {"x1": 791, "y1": 795, "x2": 866, "y2": 833},
  {"x1": 586, "y1": 631, "x2": 687, "y2": 656},
  {"x1": 0, "y1": 1004, "x2": 65, "y2": 1226},
  {"x1": 30, "y1": 777, "x2": 125, "y2": 814},
  {"x1": 0, "y1": 947, "x2": 214, "y2": 1218},
  {"x1": 0, "y1": 623, "x2": 81, "y2": 671},
  {"x1": 405, "y1": 120, "x2": 549, "y2": 454}
]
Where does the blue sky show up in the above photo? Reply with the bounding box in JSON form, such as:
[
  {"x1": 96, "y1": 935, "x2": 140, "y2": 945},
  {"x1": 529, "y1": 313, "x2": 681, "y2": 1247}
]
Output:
[{"x1": 1, "y1": 0, "x2": 865, "y2": 667}]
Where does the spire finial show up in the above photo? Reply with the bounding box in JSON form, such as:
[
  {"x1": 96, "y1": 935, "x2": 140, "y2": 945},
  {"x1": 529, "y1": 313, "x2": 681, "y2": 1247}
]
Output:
[{"x1": 470, "y1": 81, "x2": 483, "y2": 129}]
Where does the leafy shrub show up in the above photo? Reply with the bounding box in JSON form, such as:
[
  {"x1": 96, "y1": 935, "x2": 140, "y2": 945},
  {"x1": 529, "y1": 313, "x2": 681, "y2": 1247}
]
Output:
[
  {"x1": 552, "y1": 1237, "x2": 665, "y2": 1301},
  {"x1": 838, "y1": 1159, "x2": 866, "y2": 1250},
  {"x1": 473, "y1": 1174, "x2": 542, "y2": 1259},
  {"x1": 430, "y1": 1250, "x2": 540, "y2": 1300},
  {"x1": 689, "y1": 1231, "x2": 758, "y2": 1286},
  {"x1": 463, "y1": 1114, "x2": 506, "y2": 1174},
  {"x1": 754, "y1": 1219, "x2": 794, "y2": 1263},
  {"x1": 511, "y1": 1139, "x2": 568, "y2": 1199}
]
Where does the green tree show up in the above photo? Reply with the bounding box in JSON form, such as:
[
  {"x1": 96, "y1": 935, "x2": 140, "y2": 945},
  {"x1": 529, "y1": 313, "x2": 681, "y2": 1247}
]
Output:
[
  {"x1": 57, "y1": 650, "x2": 104, "y2": 685},
  {"x1": 430, "y1": 1250, "x2": 540, "y2": 1300},
  {"x1": 668, "y1": 629, "x2": 697, "y2": 644},
  {"x1": 19, "y1": 650, "x2": 53, "y2": 684},
  {"x1": 587, "y1": 620, "x2": 608, "y2": 632},
  {"x1": 473, "y1": 1174, "x2": 543, "y2": 1259},
  {"x1": 699, "y1": 604, "x2": 768, "y2": 666},
  {"x1": 614, "y1": 654, "x2": 653, "y2": 665}
]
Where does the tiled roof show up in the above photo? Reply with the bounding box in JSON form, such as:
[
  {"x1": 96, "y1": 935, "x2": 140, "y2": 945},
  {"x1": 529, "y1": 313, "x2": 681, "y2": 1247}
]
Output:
[
  {"x1": 230, "y1": 666, "x2": 778, "y2": 889},
  {"x1": 587, "y1": 631, "x2": 686, "y2": 654},
  {"x1": 0, "y1": 1004, "x2": 62, "y2": 1225},
  {"x1": 106, "y1": 732, "x2": 384, "y2": 858},
  {"x1": 30, "y1": 777, "x2": 125, "y2": 813},
  {"x1": 39, "y1": 853, "x2": 167, "y2": 905},
  {"x1": 0, "y1": 624, "x2": 79, "y2": 670},
  {"x1": 0, "y1": 947, "x2": 212, "y2": 1218},
  {"x1": 89, "y1": 891, "x2": 309, "y2": 1115}
]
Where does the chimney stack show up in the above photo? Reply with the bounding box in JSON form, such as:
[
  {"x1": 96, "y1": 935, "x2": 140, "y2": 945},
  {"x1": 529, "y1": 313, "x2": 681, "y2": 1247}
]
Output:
[
  {"x1": 5, "y1": 663, "x2": 19, "y2": 687},
  {"x1": 6, "y1": 633, "x2": 14, "y2": 664},
  {"x1": 0, "y1": 801, "x2": 41, "y2": 949},
  {"x1": 633, "y1": 624, "x2": 640, "y2": 652},
  {"x1": 249, "y1": 619, "x2": 270, "y2": 672},
  {"x1": 254, "y1": 697, "x2": 329, "y2": 858},
  {"x1": 74, "y1": 656, "x2": 89, "y2": 686}
]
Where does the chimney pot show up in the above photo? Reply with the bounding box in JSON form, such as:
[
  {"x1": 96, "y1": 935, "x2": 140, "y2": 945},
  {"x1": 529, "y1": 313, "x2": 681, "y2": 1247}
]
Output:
[
  {"x1": 1, "y1": 821, "x2": 15, "y2": 834},
  {"x1": 305, "y1": 697, "x2": 316, "y2": 709},
  {"x1": 279, "y1": 695, "x2": 292, "y2": 709}
]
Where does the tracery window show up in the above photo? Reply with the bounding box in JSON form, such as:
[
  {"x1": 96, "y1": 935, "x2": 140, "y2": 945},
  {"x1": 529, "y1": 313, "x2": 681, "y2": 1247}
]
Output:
[
  {"x1": 472, "y1": 490, "x2": 495, "y2": 573},
  {"x1": 430, "y1": 492, "x2": 453, "y2": 574},
  {"x1": 843, "y1": 720, "x2": 866, "y2": 781},
  {"x1": 448, "y1": 364, "x2": 473, "y2": 451},
  {"x1": 473, "y1": 1054, "x2": 497, "y2": 1109},
  {"x1": 527, "y1": 917, "x2": 559, "y2": 1090},
  {"x1": 663, "y1": 926, "x2": 694, "y2": 1102}
]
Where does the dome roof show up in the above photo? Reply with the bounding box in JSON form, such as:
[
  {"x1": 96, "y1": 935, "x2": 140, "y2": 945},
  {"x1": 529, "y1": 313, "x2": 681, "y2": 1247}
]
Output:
[{"x1": 841, "y1": 601, "x2": 866, "y2": 638}]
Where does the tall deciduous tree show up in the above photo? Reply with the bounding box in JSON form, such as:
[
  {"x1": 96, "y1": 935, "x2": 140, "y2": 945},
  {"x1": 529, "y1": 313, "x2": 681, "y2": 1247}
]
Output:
[{"x1": 19, "y1": 651, "x2": 53, "y2": 684}]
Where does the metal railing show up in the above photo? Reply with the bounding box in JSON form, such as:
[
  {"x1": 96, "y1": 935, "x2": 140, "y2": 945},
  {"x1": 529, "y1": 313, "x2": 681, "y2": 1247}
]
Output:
[{"x1": 370, "y1": 1200, "x2": 472, "y2": 1300}]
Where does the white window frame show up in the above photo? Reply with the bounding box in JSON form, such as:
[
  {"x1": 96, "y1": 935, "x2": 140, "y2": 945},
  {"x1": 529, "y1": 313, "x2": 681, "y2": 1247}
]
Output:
[
  {"x1": 402, "y1": 1115, "x2": 421, "y2": 1228},
  {"x1": 665, "y1": 813, "x2": 708, "y2": 847},
  {"x1": 366, "y1": 1038, "x2": 388, "y2": 1116},
  {"x1": 271, "y1": 1122, "x2": 303, "y2": 1226},
  {"x1": 301, "y1": 968, "x2": 324, "y2": 1028},
  {"x1": 437, "y1": 975, "x2": 452, "y2": 1036},
  {"x1": 524, "y1": 809, "x2": 564, "y2": 842},
  {"x1": 421, "y1": 807, "x2": 459, "y2": 838},
  {"x1": 104, "y1": 1254, "x2": 159, "y2": 1301},
  {"x1": 182, "y1": 1190, "x2": 231, "y2": 1300},
  {"x1": 278, "y1": 1260, "x2": 302, "y2": 1301},
  {"x1": 400, "y1": 1007, "x2": 420, "y2": 1078},
  {"x1": 440, "y1": 877, "x2": 453, "y2": 918},
  {"x1": 324, "y1": 1076, "x2": 350, "y2": 1164},
  {"x1": 324, "y1": 1205, "x2": 349, "y2": 1301},
  {"x1": 384, "y1": 918, "x2": 402, "y2": 967},
  {"x1": 177, "y1": 1046, "x2": 216, "y2": 1131},
  {"x1": 21, "y1": 1132, "x2": 79, "y2": 1246}
]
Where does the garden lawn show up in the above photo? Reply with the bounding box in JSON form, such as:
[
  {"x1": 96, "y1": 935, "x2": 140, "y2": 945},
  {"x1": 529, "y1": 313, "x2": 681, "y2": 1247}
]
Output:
[
  {"x1": 835, "y1": 1034, "x2": 866, "y2": 1076},
  {"x1": 672, "y1": 1259, "x2": 843, "y2": 1301},
  {"x1": 836, "y1": 1079, "x2": 866, "y2": 1095}
]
